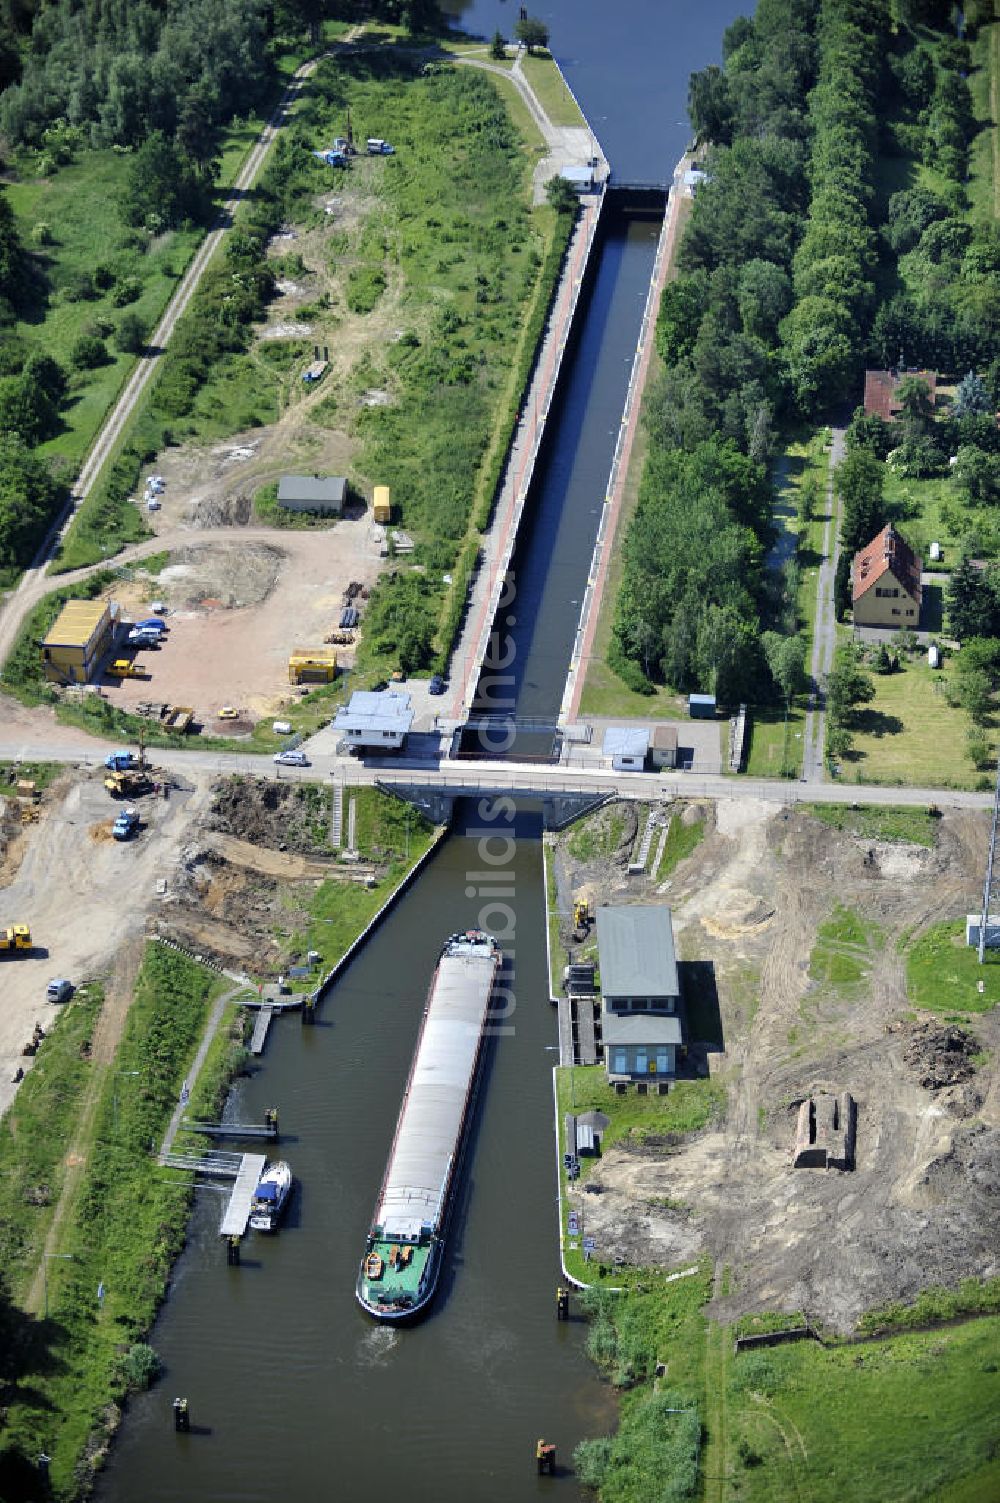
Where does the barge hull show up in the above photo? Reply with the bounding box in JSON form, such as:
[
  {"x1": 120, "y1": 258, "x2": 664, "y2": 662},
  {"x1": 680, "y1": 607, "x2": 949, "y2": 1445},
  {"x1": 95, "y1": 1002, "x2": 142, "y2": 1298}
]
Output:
[{"x1": 357, "y1": 932, "x2": 499, "y2": 1321}]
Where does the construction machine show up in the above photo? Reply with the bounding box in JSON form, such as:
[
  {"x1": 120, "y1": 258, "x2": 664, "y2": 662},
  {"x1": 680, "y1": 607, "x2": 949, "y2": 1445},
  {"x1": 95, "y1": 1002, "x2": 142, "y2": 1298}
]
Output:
[
  {"x1": 105, "y1": 768, "x2": 153, "y2": 798},
  {"x1": 573, "y1": 898, "x2": 591, "y2": 933},
  {"x1": 0, "y1": 924, "x2": 32, "y2": 955}
]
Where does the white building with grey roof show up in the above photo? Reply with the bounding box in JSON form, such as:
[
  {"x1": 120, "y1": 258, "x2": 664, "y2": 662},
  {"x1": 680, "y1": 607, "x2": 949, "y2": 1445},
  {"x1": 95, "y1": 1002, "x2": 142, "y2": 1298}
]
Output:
[{"x1": 596, "y1": 904, "x2": 683, "y2": 1082}]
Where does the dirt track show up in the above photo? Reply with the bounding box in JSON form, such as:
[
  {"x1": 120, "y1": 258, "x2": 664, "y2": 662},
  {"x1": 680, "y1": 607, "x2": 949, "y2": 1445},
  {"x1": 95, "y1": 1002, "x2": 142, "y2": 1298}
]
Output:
[{"x1": 558, "y1": 800, "x2": 1000, "y2": 1332}]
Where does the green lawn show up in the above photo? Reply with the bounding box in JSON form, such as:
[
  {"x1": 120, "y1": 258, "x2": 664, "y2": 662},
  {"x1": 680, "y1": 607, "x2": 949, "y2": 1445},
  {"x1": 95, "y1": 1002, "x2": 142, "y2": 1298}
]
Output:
[
  {"x1": 0, "y1": 984, "x2": 103, "y2": 1300},
  {"x1": 744, "y1": 703, "x2": 806, "y2": 778},
  {"x1": 543, "y1": 838, "x2": 568, "y2": 998},
  {"x1": 728, "y1": 1318, "x2": 1000, "y2": 1503},
  {"x1": 0, "y1": 945, "x2": 231, "y2": 1498},
  {"x1": 906, "y1": 919, "x2": 1000, "y2": 1014},
  {"x1": 804, "y1": 802, "x2": 939, "y2": 847},
  {"x1": 808, "y1": 904, "x2": 883, "y2": 993},
  {"x1": 7, "y1": 153, "x2": 203, "y2": 471},
  {"x1": 843, "y1": 657, "x2": 993, "y2": 789},
  {"x1": 656, "y1": 809, "x2": 706, "y2": 880},
  {"x1": 519, "y1": 53, "x2": 586, "y2": 127}
]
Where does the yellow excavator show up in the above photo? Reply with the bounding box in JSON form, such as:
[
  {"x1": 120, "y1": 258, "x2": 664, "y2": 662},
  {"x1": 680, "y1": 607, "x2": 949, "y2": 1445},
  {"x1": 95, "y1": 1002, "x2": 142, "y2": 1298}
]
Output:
[{"x1": 572, "y1": 898, "x2": 591, "y2": 940}]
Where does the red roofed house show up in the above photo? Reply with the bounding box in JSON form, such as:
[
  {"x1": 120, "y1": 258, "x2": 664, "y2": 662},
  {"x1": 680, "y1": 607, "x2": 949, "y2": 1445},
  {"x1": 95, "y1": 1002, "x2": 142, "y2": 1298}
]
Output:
[
  {"x1": 852, "y1": 525, "x2": 922, "y2": 628},
  {"x1": 863, "y1": 369, "x2": 938, "y2": 423}
]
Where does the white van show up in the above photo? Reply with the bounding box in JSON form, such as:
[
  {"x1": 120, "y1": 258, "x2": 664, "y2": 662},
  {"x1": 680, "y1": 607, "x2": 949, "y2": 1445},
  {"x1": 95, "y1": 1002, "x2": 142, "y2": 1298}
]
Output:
[{"x1": 47, "y1": 979, "x2": 73, "y2": 1003}]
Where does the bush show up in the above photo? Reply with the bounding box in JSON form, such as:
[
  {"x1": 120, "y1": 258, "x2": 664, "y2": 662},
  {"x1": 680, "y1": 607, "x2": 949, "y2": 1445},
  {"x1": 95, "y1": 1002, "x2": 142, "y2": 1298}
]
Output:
[
  {"x1": 111, "y1": 276, "x2": 141, "y2": 307},
  {"x1": 71, "y1": 333, "x2": 108, "y2": 369},
  {"x1": 346, "y1": 265, "x2": 387, "y2": 315},
  {"x1": 30, "y1": 220, "x2": 52, "y2": 246},
  {"x1": 116, "y1": 1342, "x2": 162, "y2": 1393},
  {"x1": 115, "y1": 313, "x2": 147, "y2": 355}
]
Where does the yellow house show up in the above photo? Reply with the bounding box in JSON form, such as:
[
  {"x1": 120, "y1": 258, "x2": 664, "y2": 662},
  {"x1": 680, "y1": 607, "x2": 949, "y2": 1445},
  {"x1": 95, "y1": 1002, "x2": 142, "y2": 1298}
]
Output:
[
  {"x1": 288, "y1": 648, "x2": 338, "y2": 685},
  {"x1": 852, "y1": 525, "x2": 922, "y2": 629},
  {"x1": 41, "y1": 599, "x2": 116, "y2": 684},
  {"x1": 372, "y1": 485, "x2": 392, "y2": 524}
]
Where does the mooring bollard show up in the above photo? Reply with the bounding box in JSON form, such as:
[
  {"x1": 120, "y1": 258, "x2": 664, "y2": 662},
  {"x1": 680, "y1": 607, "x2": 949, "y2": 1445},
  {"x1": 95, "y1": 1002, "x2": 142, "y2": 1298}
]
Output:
[
  {"x1": 227, "y1": 1235, "x2": 241, "y2": 1266},
  {"x1": 556, "y1": 1286, "x2": 569, "y2": 1321},
  {"x1": 264, "y1": 1106, "x2": 278, "y2": 1135},
  {"x1": 302, "y1": 996, "x2": 316, "y2": 1025},
  {"x1": 536, "y1": 1439, "x2": 556, "y2": 1475},
  {"x1": 173, "y1": 1397, "x2": 190, "y2": 1433}
]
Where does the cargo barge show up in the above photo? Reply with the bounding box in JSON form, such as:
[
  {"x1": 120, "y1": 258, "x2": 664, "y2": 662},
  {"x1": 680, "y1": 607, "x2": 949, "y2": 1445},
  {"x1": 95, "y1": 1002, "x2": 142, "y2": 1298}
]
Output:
[{"x1": 356, "y1": 930, "x2": 501, "y2": 1322}]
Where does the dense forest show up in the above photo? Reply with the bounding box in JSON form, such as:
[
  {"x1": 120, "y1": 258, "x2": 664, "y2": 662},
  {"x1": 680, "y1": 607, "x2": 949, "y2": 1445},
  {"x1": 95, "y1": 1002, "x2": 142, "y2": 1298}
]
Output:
[{"x1": 611, "y1": 0, "x2": 999, "y2": 707}]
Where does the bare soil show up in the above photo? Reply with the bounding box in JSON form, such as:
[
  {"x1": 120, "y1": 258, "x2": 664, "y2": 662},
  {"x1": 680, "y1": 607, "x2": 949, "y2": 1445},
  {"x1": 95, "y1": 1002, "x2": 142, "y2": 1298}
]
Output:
[
  {"x1": 95, "y1": 525, "x2": 384, "y2": 724},
  {"x1": 555, "y1": 798, "x2": 1000, "y2": 1333}
]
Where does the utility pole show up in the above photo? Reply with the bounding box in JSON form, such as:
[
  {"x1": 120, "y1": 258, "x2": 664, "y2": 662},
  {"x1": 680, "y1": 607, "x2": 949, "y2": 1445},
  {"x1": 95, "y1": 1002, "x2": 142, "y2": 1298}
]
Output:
[{"x1": 978, "y1": 750, "x2": 1000, "y2": 963}]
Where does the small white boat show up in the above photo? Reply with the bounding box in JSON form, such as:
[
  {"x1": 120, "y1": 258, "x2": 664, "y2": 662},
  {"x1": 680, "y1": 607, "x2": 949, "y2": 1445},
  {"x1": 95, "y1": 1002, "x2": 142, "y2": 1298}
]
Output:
[{"x1": 249, "y1": 1160, "x2": 293, "y2": 1231}]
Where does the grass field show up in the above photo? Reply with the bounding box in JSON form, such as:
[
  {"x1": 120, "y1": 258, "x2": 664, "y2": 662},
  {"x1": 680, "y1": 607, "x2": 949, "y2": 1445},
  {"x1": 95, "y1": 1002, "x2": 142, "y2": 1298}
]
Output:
[
  {"x1": 656, "y1": 809, "x2": 706, "y2": 880},
  {"x1": 574, "y1": 1269, "x2": 1000, "y2": 1503},
  {"x1": 727, "y1": 1318, "x2": 1000, "y2": 1502},
  {"x1": 519, "y1": 53, "x2": 586, "y2": 127},
  {"x1": 6, "y1": 44, "x2": 311, "y2": 486},
  {"x1": 0, "y1": 945, "x2": 229, "y2": 1498},
  {"x1": 0, "y1": 984, "x2": 104, "y2": 1300},
  {"x1": 804, "y1": 802, "x2": 939, "y2": 847},
  {"x1": 906, "y1": 919, "x2": 1000, "y2": 1014},
  {"x1": 6, "y1": 154, "x2": 203, "y2": 472},
  {"x1": 808, "y1": 904, "x2": 883, "y2": 993},
  {"x1": 843, "y1": 657, "x2": 993, "y2": 789},
  {"x1": 543, "y1": 838, "x2": 567, "y2": 999},
  {"x1": 744, "y1": 703, "x2": 806, "y2": 778}
]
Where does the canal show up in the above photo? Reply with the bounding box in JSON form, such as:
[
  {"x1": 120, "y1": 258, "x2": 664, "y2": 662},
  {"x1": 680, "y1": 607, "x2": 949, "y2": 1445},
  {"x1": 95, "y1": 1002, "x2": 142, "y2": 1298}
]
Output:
[{"x1": 99, "y1": 3, "x2": 749, "y2": 1499}]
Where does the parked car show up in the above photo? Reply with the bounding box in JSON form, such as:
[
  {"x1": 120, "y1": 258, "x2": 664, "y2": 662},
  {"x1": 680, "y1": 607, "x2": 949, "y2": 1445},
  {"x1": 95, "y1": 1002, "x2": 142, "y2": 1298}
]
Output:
[
  {"x1": 128, "y1": 627, "x2": 160, "y2": 646},
  {"x1": 217, "y1": 706, "x2": 240, "y2": 720},
  {"x1": 273, "y1": 749, "x2": 309, "y2": 767},
  {"x1": 46, "y1": 979, "x2": 73, "y2": 1003},
  {"x1": 136, "y1": 618, "x2": 167, "y2": 634},
  {"x1": 146, "y1": 497, "x2": 161, "y2": 512},
  {"x1": 429, "y1": 673, "x2": 446, "y2": 696},
  {"x1": 150, "y1": 602, "x2": 168, "y2": 616},
  {"x1": 146, "y1": 475, "x2": 165, "y2": 492}
]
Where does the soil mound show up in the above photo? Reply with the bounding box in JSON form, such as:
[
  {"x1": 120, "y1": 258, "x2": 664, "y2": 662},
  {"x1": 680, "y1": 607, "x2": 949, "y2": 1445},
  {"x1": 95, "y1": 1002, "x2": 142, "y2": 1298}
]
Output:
[{"x1": 904, "y1": 1022, "x2": 980, "y2": 1091}]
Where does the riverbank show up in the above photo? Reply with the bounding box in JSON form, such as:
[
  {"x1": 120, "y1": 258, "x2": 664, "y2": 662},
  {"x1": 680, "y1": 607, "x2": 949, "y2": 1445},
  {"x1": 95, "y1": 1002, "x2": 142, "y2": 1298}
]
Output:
[{"x1": 0, "y1": 945, "x2": 234, "y2": 1500}]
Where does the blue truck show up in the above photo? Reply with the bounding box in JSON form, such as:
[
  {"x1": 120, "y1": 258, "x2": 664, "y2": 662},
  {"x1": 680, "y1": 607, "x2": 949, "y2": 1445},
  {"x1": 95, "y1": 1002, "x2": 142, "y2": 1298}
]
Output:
[{"x1": 112, "y1": 806, "x2": 140, "y2": 841}]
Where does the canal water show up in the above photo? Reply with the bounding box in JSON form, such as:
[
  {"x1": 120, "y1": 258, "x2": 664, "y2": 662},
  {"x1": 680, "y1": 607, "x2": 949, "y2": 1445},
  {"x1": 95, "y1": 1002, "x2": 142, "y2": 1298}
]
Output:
[
  {"x1": 471, "y1": 204, "x2": 660, "y2": 753},
  {"x1": 101, "y1": 816, "x2": 614, "y2": 1503},
  {"x1": 99, "y1": 5, "x2": 748, "y2": 1499}
]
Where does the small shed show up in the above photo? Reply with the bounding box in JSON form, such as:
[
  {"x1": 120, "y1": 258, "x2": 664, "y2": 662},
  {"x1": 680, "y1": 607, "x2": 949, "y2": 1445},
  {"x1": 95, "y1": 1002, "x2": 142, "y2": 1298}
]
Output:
[
  {"x1": 278, "y1": 475, "x2": 345, "y2": 515},
  {"x1": 650, "y1": 724, "x2": 678, "y2": 770},
  {"x1": 372, "y1": 485, "x2": 392, "y2": 524},
  {"x1": 688, "y1": 693, "x2": 716, "y2": 719},
  {"x1": 602, "y1": 725, "x2": 649, "y2": 771},
  {"x1": 928, "y1": 644, "x2": 941, "y2": 669},
  {"x1": 929, "y1": 541, "x2": 942, "y2": 562}
]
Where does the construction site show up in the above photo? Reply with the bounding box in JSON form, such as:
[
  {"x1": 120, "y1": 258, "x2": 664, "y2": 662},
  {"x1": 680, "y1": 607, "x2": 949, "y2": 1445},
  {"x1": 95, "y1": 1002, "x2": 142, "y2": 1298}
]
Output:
[
  {"x1": 0, "y1": 757, "x2": 426, "y2": 1115},
  {"x1": 550, "y1": 798, "x2": 1000, "y2": 1333}
]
